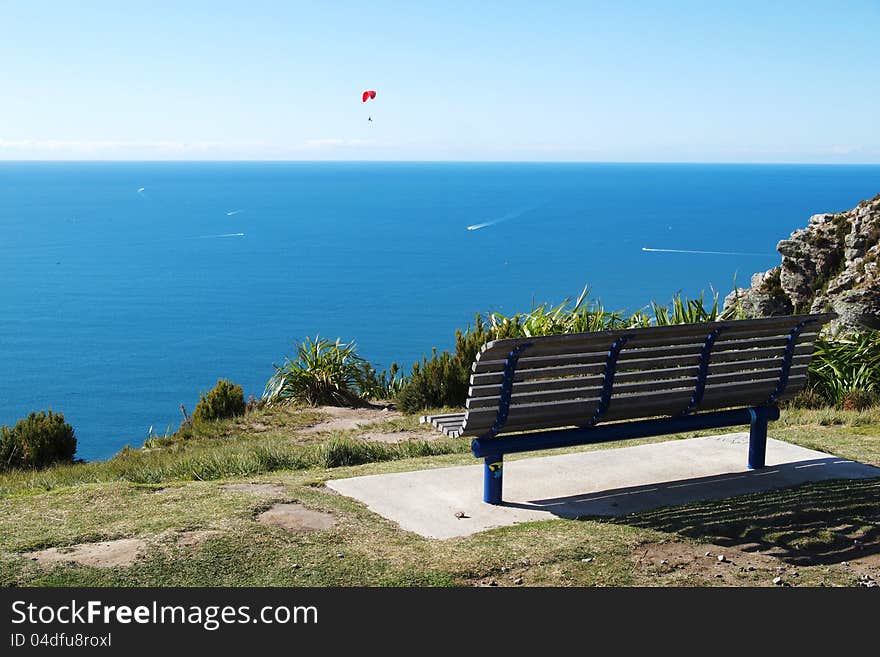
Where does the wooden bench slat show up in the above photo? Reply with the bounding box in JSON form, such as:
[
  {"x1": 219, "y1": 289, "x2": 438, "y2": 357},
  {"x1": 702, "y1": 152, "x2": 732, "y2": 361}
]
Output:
[
  {"x1": 461, "y1": 375, "x2": 800, "y2": 434},
  {"x1": 463, "y1": 374, "x2": 808, "y2": 437},
  {"x1": 468, "y1": 349, "x2": 815, "y2": 387},
  {"x1": 709, "y1": 352, "x2": 813, "y2": 375},
  {"x1": 599, "y1": 380, "x2": 786, "y2": 423},
  {"x1": 419, "y1": 413, "x2": 465, "y2": 424},
  {"x1": 475, "y1": 314, "x2": 833, "y2": 360},
  {"x1": 469, "y1": 362, "x2": 609, "y2": 386},
  {"x1": 474, "y1": 332, "x2": 818, "y2": 373},
  {"x1": 464, "y1": 365, "x2": 810, "y2": 410},
  {"x1": 469, "y1": 366, "x2": 692, "y2": 397},
  {"x1": 471, "y1": 333, "x2": 817, "y2": 375}
]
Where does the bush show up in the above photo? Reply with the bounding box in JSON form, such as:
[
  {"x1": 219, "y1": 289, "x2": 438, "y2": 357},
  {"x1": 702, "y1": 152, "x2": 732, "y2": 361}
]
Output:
[
  {"x1": 842, "y1": 389, "x2": 878, "y2": 412},
  {"x1": 396, "y1": 348, "x2": 470, "y2": 413},
  {"x1": 263, "y1": 336, "x2": 367, "y2": 407},
  {"x1": 807, "y1": 330, "x2": 880, "y2": 407},
  {"x1": 192, "y1": 379, "x2": 246, "y2": 424},
  {"x1": 395, "y1": 314, "x2": 514, "y2": 413},
  {"x1": 357, "y1": 362, "x2": 408, "y2": 401},
  {"x1": 0, "y1": 410, "x2": 76, "y2": 471}
]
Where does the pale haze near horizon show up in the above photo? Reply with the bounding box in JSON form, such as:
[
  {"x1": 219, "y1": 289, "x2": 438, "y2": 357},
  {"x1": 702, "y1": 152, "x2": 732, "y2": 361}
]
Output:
[{"x1": 1, "y1": 0, "x2": 878, "y2": 163}]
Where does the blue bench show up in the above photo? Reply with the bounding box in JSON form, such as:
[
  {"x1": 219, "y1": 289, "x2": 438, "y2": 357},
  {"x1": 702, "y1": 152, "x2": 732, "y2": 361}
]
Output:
[{"x1": 422, "y1": 313, "x2": 836, "y2": 504}]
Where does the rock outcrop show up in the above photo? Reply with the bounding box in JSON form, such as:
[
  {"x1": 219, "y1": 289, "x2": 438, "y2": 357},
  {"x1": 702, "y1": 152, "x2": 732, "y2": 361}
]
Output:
[{"x1": 724, "y1": 194, "x2": 880, "y2": 332}]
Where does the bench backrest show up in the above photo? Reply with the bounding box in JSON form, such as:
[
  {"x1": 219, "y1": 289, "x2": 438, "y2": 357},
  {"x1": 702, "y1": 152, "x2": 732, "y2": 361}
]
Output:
[{"x1": 459, "y1": 313, "x2": 836, "y2": 438}]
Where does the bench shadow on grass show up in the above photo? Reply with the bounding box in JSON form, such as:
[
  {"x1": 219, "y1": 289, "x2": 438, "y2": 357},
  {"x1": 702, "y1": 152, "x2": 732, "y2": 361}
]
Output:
[{"x1": 506, "y1": 458, "x2": 880, "y2": 566}]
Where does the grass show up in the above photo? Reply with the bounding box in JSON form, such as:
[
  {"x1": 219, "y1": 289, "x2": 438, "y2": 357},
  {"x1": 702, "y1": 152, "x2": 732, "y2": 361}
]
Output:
[
  {"x1": 607, "y1": 478, "x2": 880, "y2": 567},
  {"x1": 0, "y1": 404, "x2": 877, "y2": 587},
  {"x1": 0, "y1": 426, "x2": 468, "y2": 497},
  {"x1": 809, "y1": 330, "x2": 880, "y2": 407}
]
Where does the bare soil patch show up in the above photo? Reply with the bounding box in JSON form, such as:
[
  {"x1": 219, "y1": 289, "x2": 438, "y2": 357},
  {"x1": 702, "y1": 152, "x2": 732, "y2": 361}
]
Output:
[
  {"x1": 257, "y1": 503, "x2": 336, "y2": 533},
  {"x1": 220, "y1": 483, "x2": 286, "y2": 496},
  {"x1": 301, "y1": 405, "x2": 401, "y2": 434},
  {"x1": 24, "y1": 538, "x2": 147, "y2": 568},
  {"x1": 631, "y1": 541, "x2": 799, "y2": 585},
  {"x1": 174, "y1": 530, "x2": 223, "y2": 548}
]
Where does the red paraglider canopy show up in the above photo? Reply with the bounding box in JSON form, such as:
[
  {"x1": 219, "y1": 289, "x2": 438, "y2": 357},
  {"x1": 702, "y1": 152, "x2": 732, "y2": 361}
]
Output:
[{"x1": 362, "y1": 90, "x2": 377, "y2": 103}]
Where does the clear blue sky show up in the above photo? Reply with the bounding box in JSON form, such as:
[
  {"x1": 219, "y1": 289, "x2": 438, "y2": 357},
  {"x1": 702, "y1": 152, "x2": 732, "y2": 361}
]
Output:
[{"x1": 2, "y1": 0, "x2": 878, "y2": 161}]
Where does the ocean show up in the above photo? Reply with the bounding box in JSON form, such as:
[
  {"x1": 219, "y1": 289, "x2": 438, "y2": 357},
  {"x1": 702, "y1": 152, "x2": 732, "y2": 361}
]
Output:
[{"x1": 2, "y1": 162, "x2": 878, "y2": 460}]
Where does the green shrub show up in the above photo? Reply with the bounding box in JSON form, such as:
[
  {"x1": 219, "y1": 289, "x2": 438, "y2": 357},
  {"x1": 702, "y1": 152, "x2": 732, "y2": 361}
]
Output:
[
  {"x1": 807, "y1": 330, "x2": 880, "y2": 407},
  {"x1": 395, "y1": 313, "x2": 516, "y2": 413},
  {"x1": 0, "y1": 410, "x2": 76, "y2": 471},
  {"x1": 357, "y1": 362, "x2": 408, "y2": 401},
  {"x1": 396, "y1": 348, "x2": 470, "y2": 413},
  {"x1": 263, "y1": 336, "x2": 367, "y2": 407},
  {"x1": 192, "y1": 379, "x2": 246, "y2": 424}
]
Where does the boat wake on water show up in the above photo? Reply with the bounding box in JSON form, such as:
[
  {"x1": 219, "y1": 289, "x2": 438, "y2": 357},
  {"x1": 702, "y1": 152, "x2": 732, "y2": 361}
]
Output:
[
  {"x1": 641, "y1": 246, "x2": 769, "y2": 257},
  {"x1": 467, "y1": 206, "x2": 538, "y2": 231}
]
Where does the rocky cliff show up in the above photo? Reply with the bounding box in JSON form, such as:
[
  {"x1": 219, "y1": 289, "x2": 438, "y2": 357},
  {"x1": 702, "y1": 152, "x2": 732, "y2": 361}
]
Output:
[{"x1": 724, "y1": 193, "x2": 880, "y2": 332}]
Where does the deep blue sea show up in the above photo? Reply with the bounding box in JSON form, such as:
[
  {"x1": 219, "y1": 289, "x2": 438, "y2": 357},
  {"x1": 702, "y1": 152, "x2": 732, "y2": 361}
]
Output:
[{"x1": 2, "y1": 162, "x2": 879, "y2": 460}]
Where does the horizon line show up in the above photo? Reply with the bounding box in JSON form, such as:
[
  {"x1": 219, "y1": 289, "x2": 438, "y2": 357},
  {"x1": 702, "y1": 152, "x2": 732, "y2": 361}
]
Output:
[{"x1": 1, "y1": 159, "x2": 880, "y2": 166}]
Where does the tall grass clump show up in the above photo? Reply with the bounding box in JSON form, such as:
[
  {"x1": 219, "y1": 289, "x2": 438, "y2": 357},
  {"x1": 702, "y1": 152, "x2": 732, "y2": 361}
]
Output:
[
  {"x1": 807, "y1": 329, "x2": 880, "y2": 409},
  {"x1": 0, "y1": 433, "x2": 470, "y2": 495},
  {"x1": 630, "y1": 290, "x2": 724, "y2": 326},
  {"x1": 0, "y1": 410, "x2": 77, "y2": 471},
  {"x1": 264, "y1": 336, "x2": 368, "y2": 407}
]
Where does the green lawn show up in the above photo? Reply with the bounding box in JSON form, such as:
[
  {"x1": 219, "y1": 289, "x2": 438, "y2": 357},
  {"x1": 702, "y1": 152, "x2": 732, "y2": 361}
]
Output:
[{"x1": 1, "y1": 406, "x2": 878, "y2": 587}]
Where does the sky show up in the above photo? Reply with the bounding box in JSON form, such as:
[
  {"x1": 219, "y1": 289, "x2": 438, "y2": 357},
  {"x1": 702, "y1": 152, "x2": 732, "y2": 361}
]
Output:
[{"x1": 1, "y1": 0, "x2": 878, "y2": 162}]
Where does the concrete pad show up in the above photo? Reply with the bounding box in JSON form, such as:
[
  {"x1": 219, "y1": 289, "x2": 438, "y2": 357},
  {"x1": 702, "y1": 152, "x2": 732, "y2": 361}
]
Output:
[{"x1": 326, "y1": 433, "x2": 880, "y2": 539}]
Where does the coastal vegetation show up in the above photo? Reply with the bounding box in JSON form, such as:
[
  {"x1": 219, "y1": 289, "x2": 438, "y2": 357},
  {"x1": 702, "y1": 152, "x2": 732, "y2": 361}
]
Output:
[
  {"x1": 3, "y1": 285, "x2": 878, "y2": 473},
  {"x1": 262, "y1": 336, "x2": 405, "y2": 407},
  {"x1": 0, "y1": 410, "x2": 76, "y2": 472},
  {"x1": 1, "y1": 186, "x2": 877, "y2": 587},
  {"x1": 191, "y1": 378, "x2": 246, "y2": 424},
  {"x1": 0, "y1": 283, "x2": 877, "y2": 587},
  {"x1": 809, "y1": 330, "x2": 880, "y2": 410}
]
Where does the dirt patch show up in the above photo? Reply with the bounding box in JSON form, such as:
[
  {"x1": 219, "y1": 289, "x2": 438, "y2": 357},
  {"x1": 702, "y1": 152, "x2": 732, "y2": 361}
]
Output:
[
  {"x1": 175, "y1": 530, "x2": 223, "y2": 548},
  {"x1": 631, "y1": 541, "x2": 785, "y2": 585},
  {"x1": 301, "y1": 405, "x2": 401, "y2": 434},
  {"x1": 220, "y1": 483, "x2": 286, "y2": 497},
  {"x1": 24, "y1": 538, "x2": 147, "y2": 568},
  {"x1": 257, "y1": 503, "x2": 335, "y2": 533},
  {"x1": 360, "y1": 431, "x2": 430, "y2": 444}
]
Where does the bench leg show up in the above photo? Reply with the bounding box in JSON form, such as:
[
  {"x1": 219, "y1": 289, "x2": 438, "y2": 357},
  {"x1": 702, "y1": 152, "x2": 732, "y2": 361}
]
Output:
[
  {"x1": 748, "y1": 407, "x2": 769, "y2": 469},
  {"x1": 484, "y1": 456, "x2": 504, "y2": 504}
]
